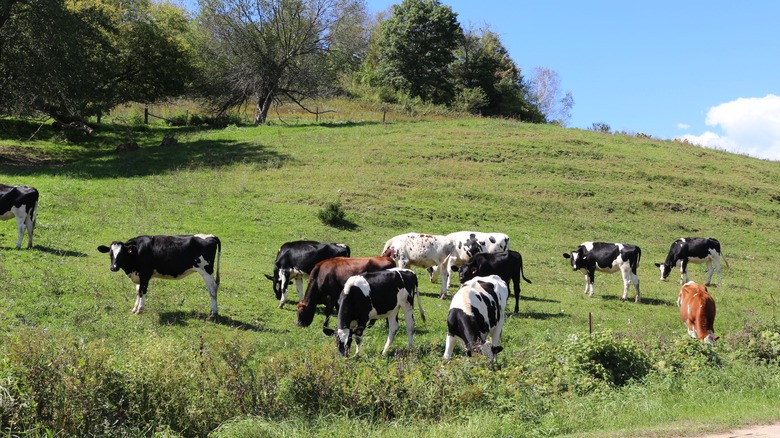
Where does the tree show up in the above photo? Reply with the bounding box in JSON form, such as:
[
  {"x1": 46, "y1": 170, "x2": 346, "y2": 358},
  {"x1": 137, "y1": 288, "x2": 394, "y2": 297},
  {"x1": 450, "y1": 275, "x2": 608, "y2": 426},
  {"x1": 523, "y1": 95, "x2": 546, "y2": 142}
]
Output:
[
  {"x1": 375, "y1": 0, "x2": 462, "y2": 104},
  {"x1": 193, "y1": 0, "x2": 368, "y2": 125},
  {"x1": 450, "y1": 26, "x2": 544, "y2": 121},
  {"x1": 0, "y1": 0, "x2": 193, "y2": 130},
  {"x1": 527, "y1": 67, "x2": 574, "y2": 126}
]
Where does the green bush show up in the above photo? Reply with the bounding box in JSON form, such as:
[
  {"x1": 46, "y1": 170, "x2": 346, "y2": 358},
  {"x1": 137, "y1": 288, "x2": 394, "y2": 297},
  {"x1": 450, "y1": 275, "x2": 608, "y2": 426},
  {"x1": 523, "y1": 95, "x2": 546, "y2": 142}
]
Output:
[
  {"x1": 317, "y1": 201, "x2": 347, "y2": 227},
  {"x1": 729, "y1": 322, "x2": 780, "y2": 365},
  {"x1": 653, "y1": 339, "x2": 722, "y2": 375}
]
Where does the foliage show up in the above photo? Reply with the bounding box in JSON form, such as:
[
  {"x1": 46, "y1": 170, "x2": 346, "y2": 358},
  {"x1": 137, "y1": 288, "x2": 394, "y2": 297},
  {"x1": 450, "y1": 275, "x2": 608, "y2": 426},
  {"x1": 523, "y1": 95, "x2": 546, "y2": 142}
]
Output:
[
  {"x1": 192, "y1": 0, "x2": 368, "y2": 124},
  {"x1": 376, "y1": 0, "x2": 462, "y2": 104},
  {"x1": 591, "y1": 122, "x2": 612, "y2": 133},
  {"x1": 527, "y1": 67, "x2": 574, "y2": 126},
  {"x1": 0, "y1": 0, "x2": 193, "y2": 124},
  {"x1": 728, "y1": 321, "x2": 780, "y2": 365},
  {"x1": 317, "y1": 200, "x2": 347, "y2": 227}
]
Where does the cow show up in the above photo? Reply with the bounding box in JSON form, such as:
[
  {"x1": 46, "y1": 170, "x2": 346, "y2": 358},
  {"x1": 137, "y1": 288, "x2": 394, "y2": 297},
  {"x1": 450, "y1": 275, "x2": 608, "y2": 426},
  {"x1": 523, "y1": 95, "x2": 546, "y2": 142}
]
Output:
[
  {"x1": 0, "y1": 184, "x2": 39, "y2": 249},
  {"x1": 381, "y1": 232, "x2": 455, "y2": 298},
  {"x1": 264, "y1": 240, "x2": 350, "y2": 308},
  {"x1": 428, "y1": 231, "x2": 510, "y2": 289},
  {"x1": 563, "y1": 242, "x2": 641, "y2": 302},
  {"x1": 322, "y1": 268, "x2": 425, "y2": 357},
  {"x1": 678, "y1": 281, "x2": 718, "y2": 344},
  {"x1": 97, "y1": 234, "x2": 221, "y2": 316},
  {"x1": 443, "y1": 275, "x2": 509, "y2": 360},
  {"x1": 655, "y1": 237, "x2": 728, "y2": 285},
  {"x1": 457, "y1": 250, "x2": 532, "y2": 314},
  {"x1": 296, "y1": 256, "x2": 396, "y2": 328}
]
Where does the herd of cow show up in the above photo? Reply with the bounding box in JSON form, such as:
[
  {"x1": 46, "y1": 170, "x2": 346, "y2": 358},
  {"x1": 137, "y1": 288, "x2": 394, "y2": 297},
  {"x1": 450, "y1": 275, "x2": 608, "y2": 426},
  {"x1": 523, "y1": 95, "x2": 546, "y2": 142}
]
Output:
[{"x1": 1, "y1": 184, "x2": 724, "y2": 359}]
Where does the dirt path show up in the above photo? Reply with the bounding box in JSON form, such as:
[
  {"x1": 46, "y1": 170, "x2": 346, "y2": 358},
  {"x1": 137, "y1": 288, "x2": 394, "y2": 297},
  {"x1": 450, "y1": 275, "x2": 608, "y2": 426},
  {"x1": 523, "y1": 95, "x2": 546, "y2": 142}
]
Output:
[{"x1": 695, "y1": 422, "x2": 780, "y2": 437}]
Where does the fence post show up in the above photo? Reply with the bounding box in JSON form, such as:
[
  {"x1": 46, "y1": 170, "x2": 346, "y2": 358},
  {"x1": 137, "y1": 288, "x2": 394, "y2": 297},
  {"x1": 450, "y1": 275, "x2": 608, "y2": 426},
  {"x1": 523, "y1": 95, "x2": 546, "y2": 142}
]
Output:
[
  {"x1": 144, "y1": 106, "x2": 149, "y2": 125},
  {"x1": 589, "y1": 312, "x2": 593, "y2": 335},
  {"x1": 316, "y1": 106, "x2": 319, "y2": 123}
]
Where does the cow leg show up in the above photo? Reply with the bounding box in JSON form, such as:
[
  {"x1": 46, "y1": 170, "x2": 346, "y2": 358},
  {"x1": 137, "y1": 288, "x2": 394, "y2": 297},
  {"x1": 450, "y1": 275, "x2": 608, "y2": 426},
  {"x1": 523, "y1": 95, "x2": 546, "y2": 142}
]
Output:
[
  {"x1": 439, "y1": 262, "x2": 451, "y2": 299},
  {"x1": 512, "y1": 274, "x2": 521, "y2": 314},
  {"x1": 132, "y1": 284, "x2": 145, "y2": 314},
  {"x1": 586, "y1": 271, "x2": 595, "y2": 297},
  {"x1": 680, "y1": 260, "x2": 689, "y2": 284},
  {"x1": 199, "y1": 271, "x2": 219, "y2": 317},
  {"x1": 713, "y1": 255, "x2": 722, "y2": 285},
  {"x1": 382, "y1": 313, "x2": 401, "y2": 355},
  {"x1": 25, "y1": 213, "x2": 34, "y2": 248},
  {"x1": 428, "y1": 266, "x2": 438, "y2": 283},
  {"x1": 705, "y1": 261, "x2": 715, "y2": 285},
  {"x1": 620, "y1": 267, "x2": 631, "y2": 301},
  {"x1": 14, "y1": 208, "x2": 26, "y2": 249},
  {"x1": 687, "y1": 321, "x2": 697, "y2": 339},
  {"x1": 632, "y1": 271, "x2": 640, "y2": 303},
  {"x1": 295, "y1": 277, "x2": 305, "y2": 302},
  {"x1": 278, "y1": 271, "x2": 289, "y2": 308}
]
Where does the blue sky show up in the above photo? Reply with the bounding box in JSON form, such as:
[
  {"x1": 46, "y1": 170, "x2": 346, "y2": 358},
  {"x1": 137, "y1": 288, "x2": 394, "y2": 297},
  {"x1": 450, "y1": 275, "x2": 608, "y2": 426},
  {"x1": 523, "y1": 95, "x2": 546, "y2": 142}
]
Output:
[
  {"x1": 182, "y1": 1, "x2": 780, "y2": 160},
  {"x1": 363, "y1": 1, "x2": 780, "y2": 160}
]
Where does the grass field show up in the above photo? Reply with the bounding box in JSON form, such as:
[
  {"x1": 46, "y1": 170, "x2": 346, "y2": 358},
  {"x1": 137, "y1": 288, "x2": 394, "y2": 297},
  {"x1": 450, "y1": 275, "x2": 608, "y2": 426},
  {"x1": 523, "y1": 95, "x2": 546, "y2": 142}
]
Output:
[{"x1": 1, "y1": 107, "x2": 780, "y2": 437}]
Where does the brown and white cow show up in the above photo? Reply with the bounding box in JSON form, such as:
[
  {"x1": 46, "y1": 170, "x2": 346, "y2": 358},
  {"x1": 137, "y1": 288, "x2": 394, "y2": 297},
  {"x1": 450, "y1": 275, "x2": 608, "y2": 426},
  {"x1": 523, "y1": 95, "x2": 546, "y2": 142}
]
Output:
[
  {"x1": 382, "y1": 232, "x2": 455, "y2": 298},
  {"x1": 296, "y1": 256, "x2": 395, "y2": 328},
  {"x1": 678, "y1": 281, "x2": 718, "y2": 345}
]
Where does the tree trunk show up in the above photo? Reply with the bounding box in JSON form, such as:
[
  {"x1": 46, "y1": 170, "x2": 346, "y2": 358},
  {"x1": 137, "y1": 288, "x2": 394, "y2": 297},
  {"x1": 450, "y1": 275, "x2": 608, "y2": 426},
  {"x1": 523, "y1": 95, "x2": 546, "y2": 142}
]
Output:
[{"x1": 254, "y1": 92, "x2": 274, "y2": 125}]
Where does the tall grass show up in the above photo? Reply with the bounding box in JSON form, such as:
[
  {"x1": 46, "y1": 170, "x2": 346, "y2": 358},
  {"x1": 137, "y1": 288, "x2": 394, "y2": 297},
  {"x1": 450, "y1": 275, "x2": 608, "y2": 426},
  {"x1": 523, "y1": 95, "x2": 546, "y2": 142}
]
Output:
[{"x1": 2, "y1": 106, "x2": 780, "y2": 436}]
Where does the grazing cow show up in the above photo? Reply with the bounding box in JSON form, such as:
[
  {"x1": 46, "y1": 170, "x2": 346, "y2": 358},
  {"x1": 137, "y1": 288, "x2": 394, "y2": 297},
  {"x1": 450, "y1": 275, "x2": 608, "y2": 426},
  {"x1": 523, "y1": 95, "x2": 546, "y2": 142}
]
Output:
[
  {"x1": 563, "y1": 242, "x2": 641, "y2": 302},
  {"x1": 457, "y1": 250, "x2": 532, "y2": 314},
  {"x1": 678, "y1": 281, "x2": 718, "y2": 344},
  {"x1": 322, "y1": 268, "x2": 425, "y2": 357},
  {"x1": 428, "y1": 231, "x2": 510, "y2": 288},
  {"x1": 444, "y1": 275, "x2": 509, "y2": 360},
  {"x1": 0, "y1": 184, "x2": 39, "y2": 249},
  {"x1": 655, "y1": 237, "x2": 728, "y2": 285},
  {"x1": 381, "y1": 232, "x2": 455, "y2": 298},
  {"x1": 97, "y1": 234, "x2": 221, "y2": 316},
  {"x1": 296, "y1": 256, "x2": 395, "y2": 328},
  {"x1": 264, "y1": 240, "x2": 350, "y2": 308}
]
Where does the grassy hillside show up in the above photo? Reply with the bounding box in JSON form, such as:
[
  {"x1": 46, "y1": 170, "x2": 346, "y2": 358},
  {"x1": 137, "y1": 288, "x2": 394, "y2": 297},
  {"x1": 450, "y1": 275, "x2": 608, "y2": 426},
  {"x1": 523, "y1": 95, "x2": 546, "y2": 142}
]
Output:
[{"x1": 1, "y1": 113, "x2": 780, "y2": 437}]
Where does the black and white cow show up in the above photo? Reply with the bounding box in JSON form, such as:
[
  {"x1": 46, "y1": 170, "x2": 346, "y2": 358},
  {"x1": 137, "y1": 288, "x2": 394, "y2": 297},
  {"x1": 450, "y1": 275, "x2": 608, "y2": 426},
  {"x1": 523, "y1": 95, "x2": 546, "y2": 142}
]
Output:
[
  {"x1": 428, "y1": 231, "x2": 510, "y2": 288},
  {"x1": 98, "y1": 234, "x2": 221, "y2": 316},
  {"x1": 444, "y1": 275, "x2": 508, "y2": 360},
  {"x1": 382, "y1": 232, "x2": 455, "y2": 298},
  {"x1": 457, "y1": 250, "x2": 532, "y2": 314},
  {"x1": 264, "y1": 240, "x2": 350, "y2": 308},
  {"x1": 0, "y1": 184, "x2": 39, "y2": 249},
  {"x1": 655, "y1": 237, "x2": 727, "y2": 285},
  {"x1": 322, "y1": 268, "x2": 425, "y2": 357},
  {"x1": 563, "y1": 242, "x2": 641, "y2": 302}
]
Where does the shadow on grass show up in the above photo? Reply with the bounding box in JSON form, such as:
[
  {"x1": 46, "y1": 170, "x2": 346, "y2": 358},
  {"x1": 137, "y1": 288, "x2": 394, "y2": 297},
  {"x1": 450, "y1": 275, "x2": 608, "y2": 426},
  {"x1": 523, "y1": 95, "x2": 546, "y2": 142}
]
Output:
[
  {"x1": 159, "y1": 310, "x2": 289, "y2": 333},
  {"x1": 599, "y1": 295, "x2": 676, "y2": 306},
  {"x1": 511, "y1": 311, "x2": 567, "y2": 320},
  {"x1": 34, "y1": 245, "x2": 88, "y2": 257},
  {"x1": 521, "y1": 295, "x2": 560, "y2": 303}
]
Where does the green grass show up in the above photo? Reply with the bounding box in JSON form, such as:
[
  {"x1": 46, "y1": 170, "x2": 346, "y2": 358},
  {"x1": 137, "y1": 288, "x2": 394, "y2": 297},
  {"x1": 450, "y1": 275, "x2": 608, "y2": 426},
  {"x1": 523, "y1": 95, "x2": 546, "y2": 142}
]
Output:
[{"x1": 1, "y1": 106, "x2": 780, "y2": 436}]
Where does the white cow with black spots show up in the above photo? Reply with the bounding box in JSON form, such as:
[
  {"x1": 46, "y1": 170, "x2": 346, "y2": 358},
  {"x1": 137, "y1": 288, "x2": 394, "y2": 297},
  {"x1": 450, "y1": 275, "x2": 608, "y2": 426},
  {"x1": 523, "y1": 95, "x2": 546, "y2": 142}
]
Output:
[
  {"x1": 382, "y1": 232, "x2": 455, "y2": 298},
  {"x1": 444, "y1": 275, "x2": 509, "y2": 359}
]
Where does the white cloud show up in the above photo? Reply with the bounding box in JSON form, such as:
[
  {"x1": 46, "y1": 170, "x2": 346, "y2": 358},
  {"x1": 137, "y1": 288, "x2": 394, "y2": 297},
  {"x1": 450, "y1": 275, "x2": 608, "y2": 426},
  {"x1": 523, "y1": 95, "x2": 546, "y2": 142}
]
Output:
[
  {"x1": 676, "y1": 123, "x2": 690, "y2": 129},
  {"x1": 681, "y1": 94, "x2": 780, "y2": 160}
]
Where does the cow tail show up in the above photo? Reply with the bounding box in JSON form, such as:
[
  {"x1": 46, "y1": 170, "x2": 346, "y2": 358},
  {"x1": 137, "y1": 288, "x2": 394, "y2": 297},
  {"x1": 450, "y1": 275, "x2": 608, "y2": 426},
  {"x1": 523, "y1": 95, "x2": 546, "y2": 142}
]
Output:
[
  {"x1": 214, "y1": 236, "x2": 222, "y2": 286},
  {"x1": 519, "y1": 253, "x2": 532, "y2": 284},
  {"x1": 415, "y1": 280, "x2": 426, "y2": 323},
  {"x1": 722, "y1": 252, "x2": 730, "y2": 269},
  {"x1": 635, "y1": 246, "x2": 642, "y2": 274}
]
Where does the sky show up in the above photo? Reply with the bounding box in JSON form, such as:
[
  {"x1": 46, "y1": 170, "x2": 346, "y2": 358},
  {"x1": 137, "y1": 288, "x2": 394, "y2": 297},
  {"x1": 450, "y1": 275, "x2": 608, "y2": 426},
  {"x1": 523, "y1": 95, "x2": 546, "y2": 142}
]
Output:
[{"x1": 182, "y1": 1, "x2": 780, "y2": 161}]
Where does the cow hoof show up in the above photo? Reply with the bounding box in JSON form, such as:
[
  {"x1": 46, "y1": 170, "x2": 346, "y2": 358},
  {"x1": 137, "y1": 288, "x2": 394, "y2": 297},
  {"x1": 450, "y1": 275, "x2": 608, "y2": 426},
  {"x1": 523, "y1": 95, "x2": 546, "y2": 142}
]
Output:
[
  {"x1": 208, "y1": 312, "x2": 218, "y2": 319},
  {"x1": 438, "y1": 294, "x2": 448, "y2": 300},
  {"x1": 278, "y1": 302, "x2": 284, "y2": 309},
  {"x1": 635, "y1": 297, "x2": 641, "y2": 303}
]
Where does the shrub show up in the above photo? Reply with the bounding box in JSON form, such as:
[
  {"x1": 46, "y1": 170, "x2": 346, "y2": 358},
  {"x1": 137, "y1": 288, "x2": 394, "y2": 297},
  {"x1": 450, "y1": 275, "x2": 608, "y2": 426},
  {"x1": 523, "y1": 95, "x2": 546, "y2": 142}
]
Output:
[
  {"x1": 653, "y1": 339, "x2": 722, "y2": 375},
  {"x1": 728, "y1": 322, "x2": 780, "y2": 365},
  {"x1": 317, "y1": 201, "x2": 347, "y2": 227}
]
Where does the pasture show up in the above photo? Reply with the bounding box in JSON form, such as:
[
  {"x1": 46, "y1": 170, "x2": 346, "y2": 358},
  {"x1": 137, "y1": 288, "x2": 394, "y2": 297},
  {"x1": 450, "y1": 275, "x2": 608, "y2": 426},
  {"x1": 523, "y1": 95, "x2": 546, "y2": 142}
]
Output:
[{"x1": 1, "y1": 113, "x2": 780, "y2": 437}]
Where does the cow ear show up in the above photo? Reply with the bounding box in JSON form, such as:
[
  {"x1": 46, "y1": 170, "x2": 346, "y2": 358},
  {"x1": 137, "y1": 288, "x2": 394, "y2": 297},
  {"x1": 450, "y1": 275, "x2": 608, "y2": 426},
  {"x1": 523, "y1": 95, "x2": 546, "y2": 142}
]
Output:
[
  {"x1": 491, "y1": 345, "x2": 504, "y2": 354},
  {"x1": 126, "y1": 245, "x2": 137, "y2": 254},
  {"x1": 355, "y1": 328, "x2": 364, "y2": 336},
  {"x1": 97, "y1": 245, "x2": 110, "y2": 253},
  {"x1": 562, "y1": 253, "x2": 571, "y2": 259},
  {"x1": 264, "y1": 274, "x2": 275, "y2": 281},
  {"x1": 654, "y1": 263, "x2": 661, "y2": 267},
  {"x1": 322, "y1": 327, "x2": 335, "y2": 336}
]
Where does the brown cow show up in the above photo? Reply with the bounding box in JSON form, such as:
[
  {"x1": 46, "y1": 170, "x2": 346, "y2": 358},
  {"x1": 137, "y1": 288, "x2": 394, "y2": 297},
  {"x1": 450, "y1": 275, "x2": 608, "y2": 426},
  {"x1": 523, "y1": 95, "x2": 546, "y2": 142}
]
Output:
[
  {"x1": 678, "y1": 281, "x2": 719, "y2": 344},
  {"x1": 297, "y1": 256, "x2": 395, "y2": 327}
]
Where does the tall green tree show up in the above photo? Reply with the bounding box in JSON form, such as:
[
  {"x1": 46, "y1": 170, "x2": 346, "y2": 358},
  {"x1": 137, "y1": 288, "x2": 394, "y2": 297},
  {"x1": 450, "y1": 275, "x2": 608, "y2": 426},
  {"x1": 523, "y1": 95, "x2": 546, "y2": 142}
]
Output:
[
  {"x1": 0, "y1": 0, "x2": 193, "y2": 130},
  {"x1": 193, "y1": 0, "x2": 368, "y2": 125},
  {"x1": 375, "y1": 0, "x2": 461, "y2": 104},
  {"x1": 450, "y1": 27, "x2": 544, "y2": 121}
]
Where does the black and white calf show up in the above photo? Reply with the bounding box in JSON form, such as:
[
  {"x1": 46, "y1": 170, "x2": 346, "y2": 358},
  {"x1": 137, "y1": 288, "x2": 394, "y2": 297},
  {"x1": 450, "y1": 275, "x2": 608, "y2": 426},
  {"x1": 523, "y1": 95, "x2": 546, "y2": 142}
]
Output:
[
  {"x1": 98, "y1": 234, "x2": 221, "y2": 316},
  {"x1": 655, "y1": 237, "x2": 727, "y2": 285},
  {"x1": 457, "y1": 250, "x2": 532, "y2": 313},
  {"x1": 444, "y1": 275, "x2": 508, "y2": 360},
  {"x1": 264, "y1": 240, "x2": 350, "y2": 308},
  {"x1": 323, "y1": 268, "x2": 425, "y2": 357},
  {"x1": 0, "y1": 184, "x2": 39, "y2": 249},
  {"x1": 563, "y1": 242, "x2": 641, "y2": 302}
]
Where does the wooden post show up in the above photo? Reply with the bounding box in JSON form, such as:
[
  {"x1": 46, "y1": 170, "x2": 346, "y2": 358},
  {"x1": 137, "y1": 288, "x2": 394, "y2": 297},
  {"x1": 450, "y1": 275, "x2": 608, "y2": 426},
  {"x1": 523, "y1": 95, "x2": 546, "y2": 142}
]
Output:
[
  {"x1": 185, "y1": 110, "x2": 189, "y2": 126},
  {"x1": 589, "y1": 312, "x2": 593, "y2": 335},
  {"x1": 316, "y1": 106, "x2": 319, "y2": 123},
  {"x1": 144, "y1": 106, "x2": 149, "y2": 125},
  {"x1": 382, "y1": 110, "x2": 386, "y2": 124}
]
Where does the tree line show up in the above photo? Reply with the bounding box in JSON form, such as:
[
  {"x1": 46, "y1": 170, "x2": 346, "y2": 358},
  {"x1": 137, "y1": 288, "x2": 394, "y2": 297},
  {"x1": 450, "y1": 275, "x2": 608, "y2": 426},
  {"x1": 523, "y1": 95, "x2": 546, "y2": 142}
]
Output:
[{"x1": 0, "y1": 0, "x2": 573, "y2": 131}]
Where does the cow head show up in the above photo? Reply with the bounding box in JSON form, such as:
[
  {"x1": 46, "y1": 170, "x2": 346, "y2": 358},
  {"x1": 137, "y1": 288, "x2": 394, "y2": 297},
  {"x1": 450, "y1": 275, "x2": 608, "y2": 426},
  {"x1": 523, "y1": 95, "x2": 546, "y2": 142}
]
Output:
[
  {"x1": 654, "y1": 262, "x2": 672, "y2": 281},
  {"x1": 97, "y1": 241, "x2": 137, "y2": 272},
  {"x1": 562, "y1": 247, "x2": 586, "y2": 271},
  {"x1": 264, "y1": 272, "x2": 282, "y2": 300},
  {"x1": 323, "y1": 326, "x2": 363, "y2": 358},
  {"x1": 456, "y1": 263, "x2": 478, "y2": 284}
]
